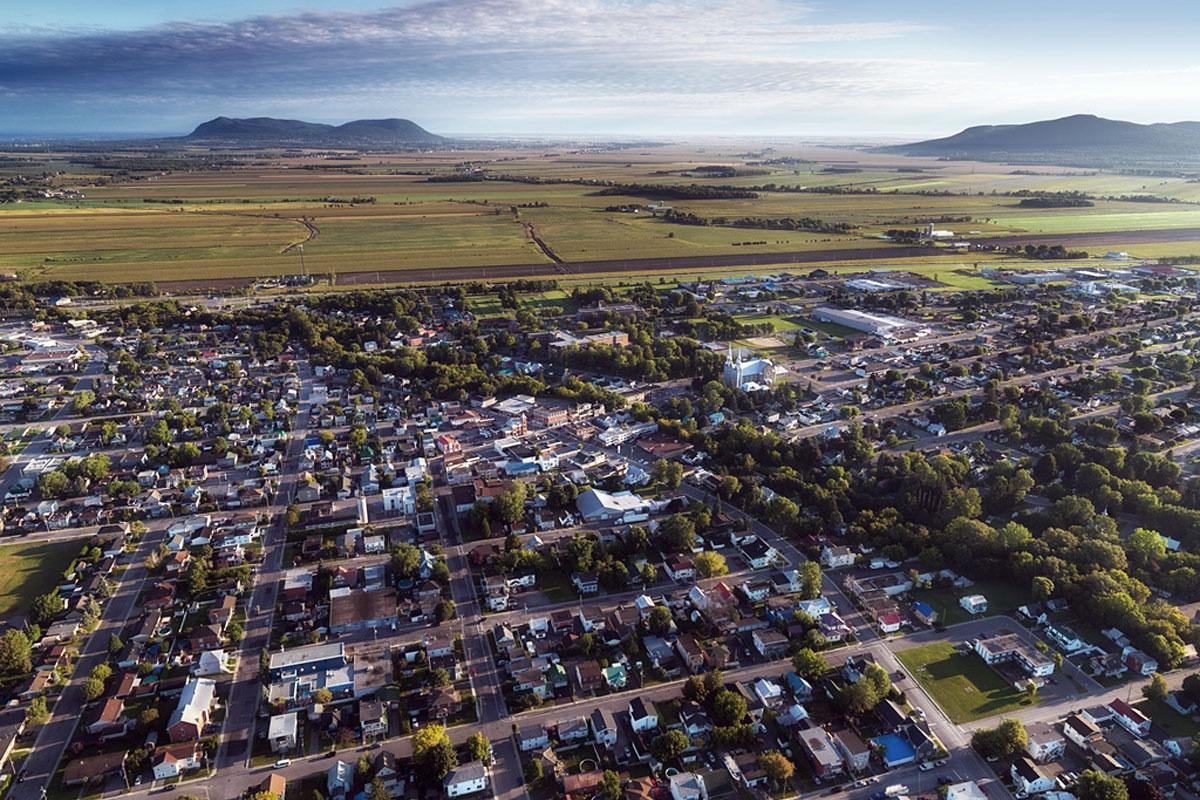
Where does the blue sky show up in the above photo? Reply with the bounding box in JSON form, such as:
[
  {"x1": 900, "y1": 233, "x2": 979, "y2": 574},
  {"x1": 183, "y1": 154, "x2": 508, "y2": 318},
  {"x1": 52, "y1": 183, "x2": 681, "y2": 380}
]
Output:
[{"x1": 3, "y1": 0, "x2": 1199, "y2": 138}]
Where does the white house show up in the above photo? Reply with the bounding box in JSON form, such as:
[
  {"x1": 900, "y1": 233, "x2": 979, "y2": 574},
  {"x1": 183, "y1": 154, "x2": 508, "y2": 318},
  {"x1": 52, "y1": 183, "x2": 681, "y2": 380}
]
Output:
[
  {"x1": 1010, "y1": 757, "x2": 1055, "y2": 795},
  {"x1": 959, "y1": 595, "x2": 988, "y2": 615},
  {"x1": 268, "y1": 712, "x2": 298, "y2": 752},
  {"x1": 382, "y1": 485, "x2": 414, "y2": 515},
  {"x1": 629, "y1": 697, "x2": 658, "y2": 733},
  {"x1": 1024, "y1": 722, "x2": 1066, "y2": 763},
  {"x1": 820, "y1": 545, "x2": 855, "y2": 569},
  {"x1": 152, "y1": 744, "x2": 202, "y2": 781},
  {"x1": 1109, "y1": 698, "x2": 1151, "y2": 737},
  {"x1": 444, "y1": 761, "x2": 488, "y2": 797}
]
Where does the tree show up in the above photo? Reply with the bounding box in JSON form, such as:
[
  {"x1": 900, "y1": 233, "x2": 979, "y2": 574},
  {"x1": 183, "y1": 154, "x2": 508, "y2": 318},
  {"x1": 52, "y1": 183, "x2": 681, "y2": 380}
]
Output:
[
  {"x1": 225, "y1": 620, "x2": 245, "y2": 643},
  {"x1": 839, "y1": 679, "x2": 880, "y2": 715},
  {"x1": 81, "y1": 676, "x2": 106, "y2": 701},
  {"x1": 436, "y1": 600, "x2": 457, "y2": 623},
  {"x1": 1075, "y1": 771, "x2": 1128, "y2": 800},
  {"x1": 657, "y1": 514, "x2": 695, "y2": 553},
  {"x1": 523, "y1": 759, "x2": 543, "y2": 785},
  {"x1": 1031, "y1": 576, "x2": 1054, "y2": 602},
  {"x1": 37, "y1": 469, "x2": 70, "y2": 499},
  {"x1": 759, "y1": 751, "x2": 795, "y2": 788},
  {"x1": 0, "y1": 628, "x2": 31, "y2": 674},
  {"x1": 495, "y1": 481, "x2": 528, "y2": 525},
  {"x1": 971, "y1": 718, "x2": 1028, "y2": 760},
  {"x1": 30, "y1": 591, "x2": 62, "y2": 626},
  {"x1": 600, "y1": 770, "x2": 622, "y2": 800},
  {"x1": 465, "y1": 731, "x2": 491, "y2": 765},
  {"x1": 367, "y1": 777, "x2": 389, "y2": 800},
  {"x1": 413, "y1": 723, "x2": 457, "y2": 785},
  {"x1": 1143, "y1": 672, "x2": 1169, "y2": 703},
  {"x1": 798, "y1": 561, "x2": 822, "y2": 599},
  {"x1": 430, "y1": 668, "x2": 451, "y2": 689},
  {"x1": 391, "y1": 543, "x2": 421, "y2": 578},
  {"x1": 648, "y1": 605, "x2": 674, "y2": 636},
  {"x1": 184, "y1": 558, "x2": 209, "y2": 596},
  {"x1": 792, "y1": 648, "x2": 827, "y2": 682},
  {"x1": 652, "y1": 459, "x2": 684, "y2": 489},
  {"x1": 650, "y1": 730, "x2": 689, "y2": 764},
  {"x1": 24, "y1": 696, "x2": 49, "y2": 727},
  {"x1": 138, "y1": 707, "x2": 160, "y2": 729},
  {"x1": 693, "y1": 551, "x2": 728, "y2": 578},
  {"x1": 145, "y1": 419, "x2": 172, "y2": 447},
  {"x1": 313, "y1": 687, "x2": 333, "y2": 705},
  {"x1": 711, "y1": 689, "x2": 747, "y2": 727},
  {"x1": 640, "y1": 562, "x2": 657, "y2": 584}
]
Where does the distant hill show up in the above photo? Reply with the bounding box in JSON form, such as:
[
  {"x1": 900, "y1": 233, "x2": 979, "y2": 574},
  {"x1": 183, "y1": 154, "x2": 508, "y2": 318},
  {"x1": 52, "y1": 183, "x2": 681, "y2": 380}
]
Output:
[
  {"x1": 877, "y1": 114, "x2": 1200, "y2": 168},
  {"x1": 185, "y1": 116, "x2": 445, "y2": 145}
]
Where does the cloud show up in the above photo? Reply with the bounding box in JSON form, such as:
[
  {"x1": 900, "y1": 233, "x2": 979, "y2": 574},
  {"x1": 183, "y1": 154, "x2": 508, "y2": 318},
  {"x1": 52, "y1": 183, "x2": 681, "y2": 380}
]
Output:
[{"x1": 0, "y1": 0, "x2": 941, "y2": 133}]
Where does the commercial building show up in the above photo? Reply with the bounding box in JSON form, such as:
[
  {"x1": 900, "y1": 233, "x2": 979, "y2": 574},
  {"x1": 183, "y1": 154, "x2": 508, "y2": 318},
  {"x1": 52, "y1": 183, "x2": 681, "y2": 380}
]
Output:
[{"x1": 812, "y1": 306, "x2": 921, "y2": 338}]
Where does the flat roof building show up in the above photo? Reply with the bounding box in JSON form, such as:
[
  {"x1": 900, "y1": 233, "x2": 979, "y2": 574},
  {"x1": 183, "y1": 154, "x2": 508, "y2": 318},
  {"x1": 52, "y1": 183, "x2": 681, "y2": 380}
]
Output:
[{"x1": 812, "y1": 306, "x2": 921, "y2": 338}]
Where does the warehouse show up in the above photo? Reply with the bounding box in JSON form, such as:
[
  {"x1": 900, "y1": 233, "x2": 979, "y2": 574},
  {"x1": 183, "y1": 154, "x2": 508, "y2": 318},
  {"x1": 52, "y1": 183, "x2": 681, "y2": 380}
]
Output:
[{"x1": 812, "y1": 306, "x2": 922, "y2": 338}]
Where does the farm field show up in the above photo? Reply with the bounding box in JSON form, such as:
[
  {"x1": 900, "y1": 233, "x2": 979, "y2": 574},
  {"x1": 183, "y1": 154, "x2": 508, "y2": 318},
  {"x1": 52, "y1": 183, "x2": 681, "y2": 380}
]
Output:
[
  {"x1": 896, "y1": 640, "x2": 1038, "y2": 723},
  {"x1": 5, "y1": 143, "x2": 1200, "y2": 286},
  {"x1": 0, "y1": 539, "x2": 82, "y2": 622}
]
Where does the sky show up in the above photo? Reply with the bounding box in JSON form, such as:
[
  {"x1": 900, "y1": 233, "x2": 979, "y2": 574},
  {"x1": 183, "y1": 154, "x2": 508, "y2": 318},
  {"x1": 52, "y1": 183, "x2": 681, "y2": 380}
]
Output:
[{"x1": 3, "y1": 0, "x2": 1200, "y2": 138}]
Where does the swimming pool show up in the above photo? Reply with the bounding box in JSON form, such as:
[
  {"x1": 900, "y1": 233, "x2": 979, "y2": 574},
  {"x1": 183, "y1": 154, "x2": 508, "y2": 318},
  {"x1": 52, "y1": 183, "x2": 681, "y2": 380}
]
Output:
[{"x1": 873, "y1": 732, "x2": 916, "y2": 767}]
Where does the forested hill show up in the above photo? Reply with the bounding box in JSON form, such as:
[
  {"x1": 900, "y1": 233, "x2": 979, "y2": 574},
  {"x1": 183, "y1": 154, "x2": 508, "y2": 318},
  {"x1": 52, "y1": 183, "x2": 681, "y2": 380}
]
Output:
[{"x1": 878, "y1": 114, "x2": 1200, "y2": 168}]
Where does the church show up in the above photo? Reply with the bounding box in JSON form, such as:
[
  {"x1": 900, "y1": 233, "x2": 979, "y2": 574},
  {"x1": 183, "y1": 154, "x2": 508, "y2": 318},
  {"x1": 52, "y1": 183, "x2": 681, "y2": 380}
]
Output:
[{"x1": 722, "y1": 345, "x2": 780, "y2": 391}]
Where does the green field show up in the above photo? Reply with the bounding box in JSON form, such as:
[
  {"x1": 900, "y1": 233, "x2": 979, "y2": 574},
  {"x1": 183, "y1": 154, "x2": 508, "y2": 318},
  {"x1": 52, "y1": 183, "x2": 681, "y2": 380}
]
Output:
[
  {"x1": 0, "y1": 539, "x2": 81, "y2": 622},
  {"x1": 7, "y1": 144, "x2": 1200, "y2": 286},
  {"x1": 897, "y1": 640, "x2": 1037, "y2": 723}
]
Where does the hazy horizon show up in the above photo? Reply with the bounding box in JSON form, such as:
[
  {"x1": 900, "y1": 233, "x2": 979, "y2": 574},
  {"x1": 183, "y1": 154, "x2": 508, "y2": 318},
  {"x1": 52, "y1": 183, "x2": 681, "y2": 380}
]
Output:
[{"x1": 3, "y1": 0, "x2": 1200, "y2": 138}]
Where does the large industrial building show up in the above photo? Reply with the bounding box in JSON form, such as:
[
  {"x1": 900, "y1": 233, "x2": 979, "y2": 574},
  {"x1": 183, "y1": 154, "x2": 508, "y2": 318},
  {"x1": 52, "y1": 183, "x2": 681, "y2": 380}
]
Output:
[{"x1": 812, "y1": 306, "x2": 922, "y2": 339}]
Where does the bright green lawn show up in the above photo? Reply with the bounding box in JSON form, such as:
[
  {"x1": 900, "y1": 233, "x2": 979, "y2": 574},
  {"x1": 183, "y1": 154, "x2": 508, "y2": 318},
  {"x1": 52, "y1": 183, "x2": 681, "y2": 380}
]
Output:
[{"x1": 897, "y1": 641, "x2": 1037, "y2": 723}]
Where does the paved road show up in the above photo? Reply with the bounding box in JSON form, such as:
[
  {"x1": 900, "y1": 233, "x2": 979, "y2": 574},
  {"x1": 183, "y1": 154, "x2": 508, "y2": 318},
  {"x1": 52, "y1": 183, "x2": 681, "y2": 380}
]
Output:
[{"x1": 213, "y1": 361, "x2": 313, "y2": 779}]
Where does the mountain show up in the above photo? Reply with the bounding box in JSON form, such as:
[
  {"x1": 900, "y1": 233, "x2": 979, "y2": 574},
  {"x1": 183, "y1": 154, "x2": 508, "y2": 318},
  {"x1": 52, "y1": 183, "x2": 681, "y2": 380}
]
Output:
[
  {"x1": 185, "y1": 116, "x2": 445, "y2": 145},
  {"x1": 878, "y1": 114, "x2": 1200, "y2": 167}
]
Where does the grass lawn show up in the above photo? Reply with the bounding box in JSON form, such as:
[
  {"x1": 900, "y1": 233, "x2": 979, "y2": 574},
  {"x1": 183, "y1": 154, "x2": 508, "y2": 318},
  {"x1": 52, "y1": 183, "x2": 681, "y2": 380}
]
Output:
[
  {"x1": 1135, "y1": 698, "x2": 1200, "y2": 738},
  {"x1": 897, "y1": 641, "x2": 1037, "y2": 723},
  {"x1": 911, "y1": 580, "x2": 1032, "y2": 627},
  {"x1": 539, "y1": 570, "x2": 575, "y2": 603},
  {"x1": 0, "y1": 539, "x2": 82, "y2": 621}
]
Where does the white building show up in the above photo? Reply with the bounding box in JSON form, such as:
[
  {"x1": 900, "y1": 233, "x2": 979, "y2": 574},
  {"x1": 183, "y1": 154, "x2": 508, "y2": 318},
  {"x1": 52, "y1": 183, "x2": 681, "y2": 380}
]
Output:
[
  {"x1": 722, "y1": 346, "x2": 780, "y2": 391},
  {"x1": 444, "y1": 761, "x2": 488, "y2": 797},
  {"x1": 812, "y1": 306, "x2": 921, "y2": 338},
  {"x1": 382, "y1": 485, "x2": 415, "y2": 515},
  {"x1": 959, "y1": 594, "x2": 988, "y2": 615}
]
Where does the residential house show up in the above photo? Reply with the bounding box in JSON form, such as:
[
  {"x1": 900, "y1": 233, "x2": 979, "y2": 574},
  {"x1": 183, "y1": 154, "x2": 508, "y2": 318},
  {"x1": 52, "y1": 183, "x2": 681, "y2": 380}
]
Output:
[
  {"x1": 444, "y1": 760, "x2": 488, "y2": 798},
  {"x1": 268, "y1": 712, "x2": 298, "y2": 752},
  {"x1": 1025, "y1": 722, "x2": 1066, "y2": 763},
  {"x1": 167, "y1": 678, "x2": 217, "y2": 742},
  {"x1": 1011, "y1": 756, "x2": 1055, "y2": 795},
  {"x1": 629, "y1": 697, "x2": 658, "y2": 733}
]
